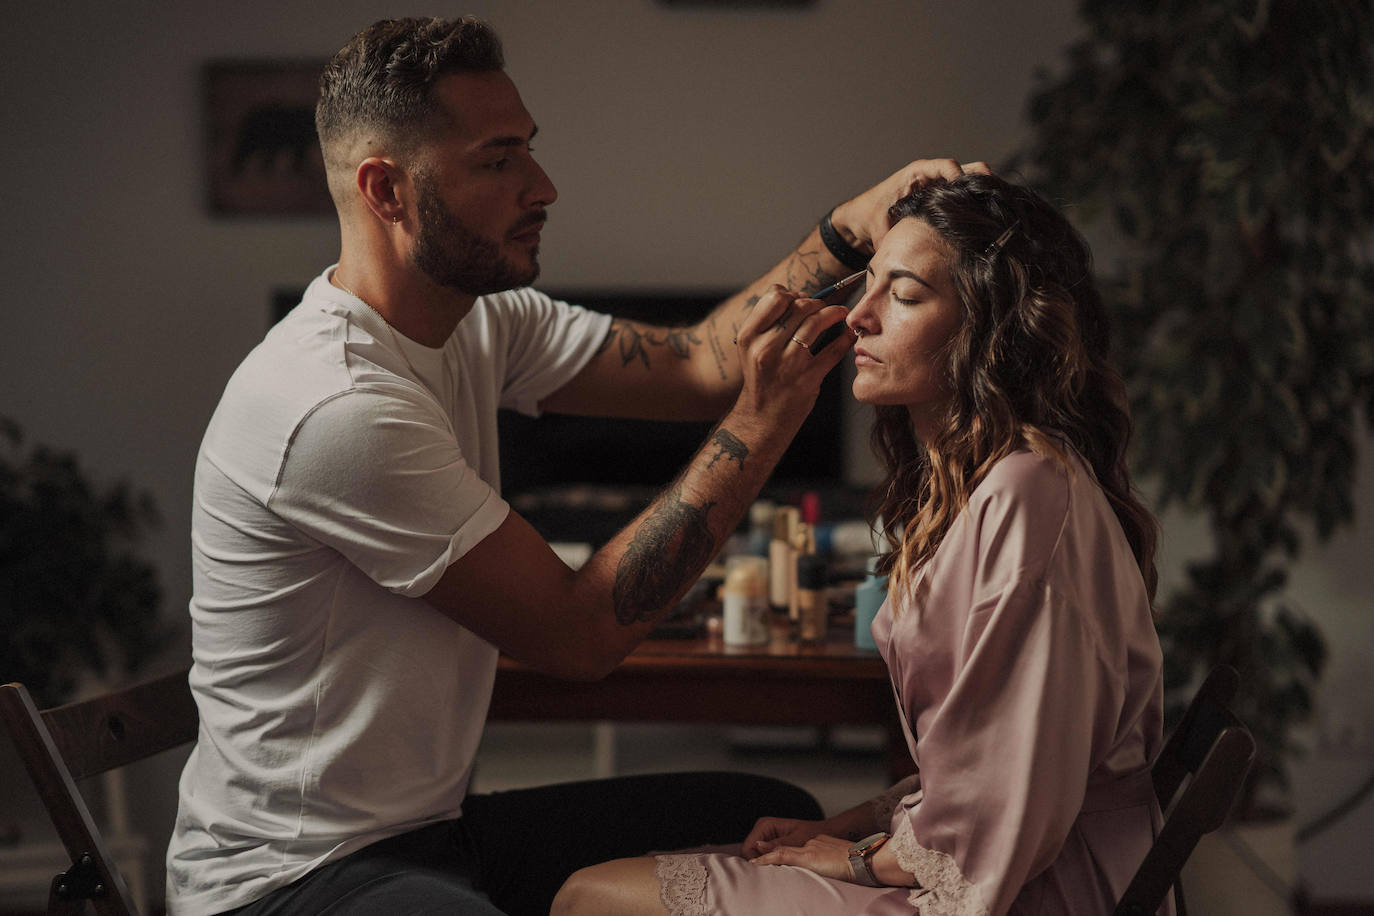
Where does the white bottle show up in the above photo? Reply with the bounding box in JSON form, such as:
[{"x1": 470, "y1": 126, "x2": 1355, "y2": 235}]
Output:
[{"x1": 722, "y1": 555, "x2": 770, "y2": 646}]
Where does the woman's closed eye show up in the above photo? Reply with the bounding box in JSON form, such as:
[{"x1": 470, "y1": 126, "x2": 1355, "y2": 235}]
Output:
[{"x1": 892, "y1": 284, "x2": 924, "y2": 305}]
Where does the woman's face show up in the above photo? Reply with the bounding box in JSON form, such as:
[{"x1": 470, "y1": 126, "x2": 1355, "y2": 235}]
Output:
[{"x1": 846, "y1": 218, "x2": 964, "y2": 430}]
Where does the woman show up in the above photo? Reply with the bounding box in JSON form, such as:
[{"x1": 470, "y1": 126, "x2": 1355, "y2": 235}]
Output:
[{"x1": 553, "y1": 174, "x2": 1168, "y2": 916}]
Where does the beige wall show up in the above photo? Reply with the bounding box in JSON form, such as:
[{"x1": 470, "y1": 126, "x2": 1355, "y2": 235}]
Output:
[{"x1": 2, "y1": 0, "x2": 1369, "y2": 905}]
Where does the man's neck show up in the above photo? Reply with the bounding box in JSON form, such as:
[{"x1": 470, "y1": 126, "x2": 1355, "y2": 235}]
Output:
[{"x1": 332, "y1": 256, "x2": 478, "y2": 348}]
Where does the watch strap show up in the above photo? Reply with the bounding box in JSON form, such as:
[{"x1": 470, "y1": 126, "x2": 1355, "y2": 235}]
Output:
[
  {"x1": 819, "y1": 208, "x2": 871, "y2": 272},
  {"x1": 847, "y1": 831, "x2": 890, "y2": 887}
]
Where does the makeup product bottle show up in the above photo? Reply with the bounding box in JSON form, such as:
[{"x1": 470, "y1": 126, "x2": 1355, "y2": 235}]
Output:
[
  {"x1": 796, "y1": 553, "x2": 829, "y2": 644},
  {"x1": 768, "y1": 506, "x2": 799, "y2": 615},
  {"x1": 854, "y1": 556, "x2": 889, "y2": 650},
  {"x1": 722, "y1": 555, "x2": 769, "y2": 647},
  {"x1": 787, "y1": 522, "x2": 813, "y2": 626},
  {"x1": 746, "y1": 500, "x2": 775, "y2": 557}
]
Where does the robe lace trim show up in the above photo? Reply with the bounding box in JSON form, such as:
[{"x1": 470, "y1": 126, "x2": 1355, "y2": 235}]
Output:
[
  {"x1": 889, "y1": 816, "x2": 988, "y2": 916},
  {"x1": 655, "y1": 854, "x2": 710, "y2": 916},
  {"x1": 871, "y1": 773, "x2": 922, "y2": 829}
]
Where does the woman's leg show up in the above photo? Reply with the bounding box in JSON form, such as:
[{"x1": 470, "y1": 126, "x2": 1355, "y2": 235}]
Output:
[
  {"x1": 459, "y1": 770, "x2": 820, "y2": 915},
  {"x1": 551, "y1": 856, "x2": 667, "y2": 916}
]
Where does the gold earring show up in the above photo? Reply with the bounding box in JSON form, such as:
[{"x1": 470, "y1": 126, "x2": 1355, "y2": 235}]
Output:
[{"x1": 392, "y1": 216, "x2": 399, "y2": 225}]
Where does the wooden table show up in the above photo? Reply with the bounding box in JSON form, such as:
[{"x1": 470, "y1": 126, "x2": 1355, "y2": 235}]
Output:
[{"x1": 490, "y1": 623, "x2": 914, "y2": 782}]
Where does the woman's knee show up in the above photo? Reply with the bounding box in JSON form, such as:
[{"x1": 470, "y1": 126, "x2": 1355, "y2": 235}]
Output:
[{"x1": 552, "y1": 858, "x2": 665, "y2": 916}]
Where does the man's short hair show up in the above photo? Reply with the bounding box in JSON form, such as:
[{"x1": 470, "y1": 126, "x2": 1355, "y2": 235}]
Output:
[{"x1": 315, "y1": 16, "x2": 504, "y2": 171}]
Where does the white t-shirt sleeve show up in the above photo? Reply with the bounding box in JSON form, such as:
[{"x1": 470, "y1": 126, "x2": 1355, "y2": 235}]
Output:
[
  {"x1": 484, "y1": 288, "x2": 614, "y2": 417},
  {"x1": 269, "y1": 384, "x2": 508, "y2": 598}
]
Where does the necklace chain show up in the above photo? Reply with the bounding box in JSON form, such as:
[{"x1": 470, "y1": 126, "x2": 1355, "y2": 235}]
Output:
[{"x1": 334, "y1": 276, "x2": 421, "y2": 379}]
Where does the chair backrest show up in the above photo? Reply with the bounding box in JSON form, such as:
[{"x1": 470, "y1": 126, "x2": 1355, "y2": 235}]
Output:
[
  {"x1": 0, "y1": 666, "x2": 197, "y2": 916},
  {"x1": 1115, "y1": 665, "x2": 1256, "y2": 916}
]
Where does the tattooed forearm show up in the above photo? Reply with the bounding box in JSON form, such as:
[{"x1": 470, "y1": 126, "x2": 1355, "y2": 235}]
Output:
[
  {"x1": 599, "y1": 321, "x2": 702, "y2": 369},
  {"x1": 706, "y1": 314, "x2": 729, "y2": 381},
  {"x1": 705, "y1": 428, "x2": 749, "y2": 470},
  {"x1": 785, "y1": 247, "x2": 841, "y2": 295},
  {"x1": 612, "y1": 487, "x2": 719, "y2": 625}
]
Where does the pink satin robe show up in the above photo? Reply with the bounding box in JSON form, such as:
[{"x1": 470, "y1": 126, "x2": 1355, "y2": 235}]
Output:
[{"x1": 655, "y1": 448, "x2": 1170, "y2": 915}]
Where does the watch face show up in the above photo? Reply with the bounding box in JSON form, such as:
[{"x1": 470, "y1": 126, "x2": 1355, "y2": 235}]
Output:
[{"x1": 851, "y1": 831, "x2": 890, "y2": 855}]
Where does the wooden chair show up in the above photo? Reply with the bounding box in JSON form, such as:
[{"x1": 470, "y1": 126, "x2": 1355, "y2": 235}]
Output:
[
  {"x1": 1115, "y1": 664, "x2": 1256, "y2": 916},
  {"x1": 1, "y1": 667, "x2": 197, "y2": 915}
]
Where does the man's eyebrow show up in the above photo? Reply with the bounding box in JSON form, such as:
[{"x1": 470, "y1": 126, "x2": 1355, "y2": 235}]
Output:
[
  {"x1": 889, "y1": 268, "x2": 937, "y2": 292},
  {"x1": 479, "y1": 124, "x2": 538, "y2": 150}
]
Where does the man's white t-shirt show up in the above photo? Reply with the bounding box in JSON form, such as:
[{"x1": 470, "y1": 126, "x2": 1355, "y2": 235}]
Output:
[{"x1": 166, "y1": 269, "x2": 612, "y2": 914}]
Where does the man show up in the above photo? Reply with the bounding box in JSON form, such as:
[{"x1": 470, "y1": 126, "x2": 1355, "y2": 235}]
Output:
[{"x1": 168, "y1": 15, "x2": 983, "y2": 916}]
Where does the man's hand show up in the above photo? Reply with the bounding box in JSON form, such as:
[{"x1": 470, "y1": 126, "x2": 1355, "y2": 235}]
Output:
[
  {"x1": 830, "y1": 158, "x2": 993, "y2": 256},
  {"x1": 729, "y1": 284, "x2": 853, "y2": 436}
]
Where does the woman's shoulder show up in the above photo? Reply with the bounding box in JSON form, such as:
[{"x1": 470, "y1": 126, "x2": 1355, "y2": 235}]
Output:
[
  {"x1": 951, "y1": 449, "x2": 1075, "y2": 571},
  {"x1": 972, "y1": 448, "x2": 1074, "y2": 519}
]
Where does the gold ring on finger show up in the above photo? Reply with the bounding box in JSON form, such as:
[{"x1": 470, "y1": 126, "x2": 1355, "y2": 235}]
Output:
[{"x1": 791, "y1": 335, "x2": 812, "y2": 349}]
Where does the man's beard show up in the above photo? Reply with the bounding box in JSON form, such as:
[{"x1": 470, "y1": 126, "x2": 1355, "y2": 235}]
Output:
[{"x1": 411, "y1": 175, "x2": 542, "y2": 296}]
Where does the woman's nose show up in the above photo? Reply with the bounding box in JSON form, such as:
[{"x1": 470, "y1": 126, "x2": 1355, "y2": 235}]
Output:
[{"x1": 846, "y1": 290, "x2": 877, "y2": 336}]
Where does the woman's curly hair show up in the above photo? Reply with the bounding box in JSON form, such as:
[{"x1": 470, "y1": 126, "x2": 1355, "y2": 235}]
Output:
[{"x1": 869, "y1": 174, "x2": 1158, "y2": 605}]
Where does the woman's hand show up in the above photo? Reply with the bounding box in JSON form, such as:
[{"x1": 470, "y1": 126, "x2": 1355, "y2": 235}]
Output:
[
  {"x1": 741, "y1": 816, "x2": 830, "y2": 859},
  {"x1": 830, "y1": 158, "x2": 992, "y2": 256},
  {"x1": 748, "y1": 833, "x2": 857, "y2": 882}
]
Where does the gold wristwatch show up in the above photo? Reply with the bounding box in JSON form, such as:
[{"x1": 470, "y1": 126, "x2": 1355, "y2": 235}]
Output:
[{"x1": 847, "y1": 831, "x2": 890, "y2": 887}]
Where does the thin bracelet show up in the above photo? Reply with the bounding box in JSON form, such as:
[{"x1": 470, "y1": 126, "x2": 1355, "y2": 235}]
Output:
[{"x1": 819, "y1": 208, "x2": 870, "y2": 272}]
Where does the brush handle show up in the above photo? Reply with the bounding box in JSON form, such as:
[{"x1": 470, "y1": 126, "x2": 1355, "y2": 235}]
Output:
[{"x1": 808, "y1": 321, "x2": 849, "y2": 355}]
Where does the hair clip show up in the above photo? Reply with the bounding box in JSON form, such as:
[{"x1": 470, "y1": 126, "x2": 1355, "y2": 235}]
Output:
[{"x1": 984, "y1": 219, "x2": 1021, "y2": 257}]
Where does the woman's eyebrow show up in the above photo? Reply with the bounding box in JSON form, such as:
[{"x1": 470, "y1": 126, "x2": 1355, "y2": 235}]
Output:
[{"x1": 888, "y1": 268, "x2": 936, "y2": 292}]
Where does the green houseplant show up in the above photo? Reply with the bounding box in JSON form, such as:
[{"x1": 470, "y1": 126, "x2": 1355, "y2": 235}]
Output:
[
  {"x1": 1014, "y1": 0, "x2": 1372, "y2": 819},
  {"x1": 0, "y1": 416, "x2": 168, "y2": 707}
]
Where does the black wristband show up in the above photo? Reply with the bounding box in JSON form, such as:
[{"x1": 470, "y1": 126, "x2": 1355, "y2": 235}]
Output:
[{"x1": 819, "y1": 208, "x2": 870, "y2": 272}]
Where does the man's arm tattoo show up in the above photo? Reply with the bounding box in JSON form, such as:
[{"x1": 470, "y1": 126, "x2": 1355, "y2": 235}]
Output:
[
  {"x1": 786, "y1": 247, "x2": 841, "y2": 295},
  {"x1": 706, "y1": 314, "x2": 729, "y2": 381},
  {"x1": 599, "y1": 320, "x2": 702, "y2": 369},
  {"x1": 705, "y1": 428, "x2": 749, "y2": 470},
  {"x1": 612, "y1": 486, "x2": 719, "y2": 625}
]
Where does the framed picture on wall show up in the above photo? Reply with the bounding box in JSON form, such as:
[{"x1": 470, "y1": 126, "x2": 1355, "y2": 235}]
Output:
[{"x1": 203, "y1": 60, "x2": 331, "y2": 216}]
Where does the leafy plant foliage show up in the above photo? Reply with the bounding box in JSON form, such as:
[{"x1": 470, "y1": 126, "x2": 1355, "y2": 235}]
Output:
[
  {"x1": 1016, "y1": 0, "x2": 1372, "y2": 815},
  {"x1": 0, "y1": 417, "x2": 168, "y2": 706}
]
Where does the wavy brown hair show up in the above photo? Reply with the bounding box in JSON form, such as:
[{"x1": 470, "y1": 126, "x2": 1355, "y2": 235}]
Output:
[{"x1": 870, "y1": 174, "x2": 1158, "y2": 604}]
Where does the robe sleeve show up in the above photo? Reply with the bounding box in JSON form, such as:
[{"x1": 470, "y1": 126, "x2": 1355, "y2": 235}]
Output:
[{"x1": 886, "y1": 459, "x2": 1124, "y2": 916}]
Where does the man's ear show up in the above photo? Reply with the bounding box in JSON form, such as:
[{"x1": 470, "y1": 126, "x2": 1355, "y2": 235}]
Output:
[{"x1": 356, "y1": 157, "x2": 409, "y2": 226}]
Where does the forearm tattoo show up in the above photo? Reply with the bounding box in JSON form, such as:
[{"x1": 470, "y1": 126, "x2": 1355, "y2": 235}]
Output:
[
  {"x1": 612, "y1": 486, "x2": 719, "y2": 625},
  {"x1": 706, "y1": 313, "x2": 729, "y2": 381},
  {"x1": 600, "y1": 320, "x2": 700, "y2": 369},
  {"x1": 705, "y1": 428, "x2": 748, "y2": 470},
  {"x1": 786, "y1": 246, "x2": 841, "y2": 295}
]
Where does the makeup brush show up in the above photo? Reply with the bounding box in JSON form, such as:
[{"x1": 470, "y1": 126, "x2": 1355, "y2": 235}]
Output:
[{"x1": 807, "y1": 270, "x2": 865, "y2": 354}]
